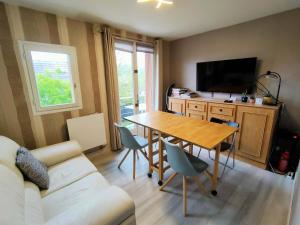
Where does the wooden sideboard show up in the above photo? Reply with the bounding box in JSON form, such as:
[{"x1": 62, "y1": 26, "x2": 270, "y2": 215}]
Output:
[{"x1": 168, "y1": 97, "x2": 280, "y2": 168}]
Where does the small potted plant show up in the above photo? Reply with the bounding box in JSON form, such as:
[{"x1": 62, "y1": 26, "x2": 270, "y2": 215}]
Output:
[
  {"x1": 263, "y1": 93, "x2": 273, "y2": 105},
  {"x1": 241, "y1": 90, "x2": 248, "y2": 103}
]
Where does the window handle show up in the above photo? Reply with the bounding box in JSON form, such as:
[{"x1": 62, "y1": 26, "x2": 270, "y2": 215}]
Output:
[{"x1": 135, "y1": 95, "x2": 139, "y2": 107}]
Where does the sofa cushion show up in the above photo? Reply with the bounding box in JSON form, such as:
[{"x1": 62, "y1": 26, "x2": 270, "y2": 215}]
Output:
[
  {"x1": 0, "y1": 136, "x2": 23, "y2": 179},
  {"x1": 16, "y1": 147, "x2": 49, "y2": 189},
  {"x1": 43, "y1": 185, "x2": 135, "y2": 225},
  {"x1": 42, "y1": 172, "x2": 110, "y2": 220},
  {"x1": 0, "y1": 164, "x2": 25, "y2": 225},
  {"x1": 31, "y1": 140, "x2": 82, "y2": 167},
  {"x1": 24, "y1": 182, "x2": 44, "y2": 225},
  {"x1": 41, "y1": 154, "x2": 97, "y2": 197}
]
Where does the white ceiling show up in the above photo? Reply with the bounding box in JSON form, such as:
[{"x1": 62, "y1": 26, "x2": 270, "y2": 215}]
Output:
[{"x1": 4, "y1": 0, "x2": 300, "y2": 40}]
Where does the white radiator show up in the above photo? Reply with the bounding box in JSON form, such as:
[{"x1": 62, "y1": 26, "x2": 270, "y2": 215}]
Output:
[{"x1": 67, "y1": 113, "x2": 107, "y2": 151}]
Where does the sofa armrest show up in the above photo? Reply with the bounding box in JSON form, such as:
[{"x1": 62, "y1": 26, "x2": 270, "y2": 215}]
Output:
[{"x1": 31, "y1": 140, "x2": 82, "y2": 167}]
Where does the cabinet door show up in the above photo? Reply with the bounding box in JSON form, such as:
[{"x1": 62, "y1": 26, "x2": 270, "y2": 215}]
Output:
[
  {"x1": 235, "y1": 106, "x2": 276, "y2": 164},
  {"x1": 186, "y1": 109, "x2": 207, "y2": 120},
  {"x1": 168, "y1": 98, "x2": 186, "y2": 115}
]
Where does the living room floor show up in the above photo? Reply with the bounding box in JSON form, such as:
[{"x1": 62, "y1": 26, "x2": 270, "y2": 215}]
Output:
[{"x1": 86, "y1": 147, "x2": 292, "y2": 225}]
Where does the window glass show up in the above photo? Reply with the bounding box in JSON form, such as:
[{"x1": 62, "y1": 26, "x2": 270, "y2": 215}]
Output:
[{"x1": 30, "y1": 51, "x2": 75, "y2": 107}]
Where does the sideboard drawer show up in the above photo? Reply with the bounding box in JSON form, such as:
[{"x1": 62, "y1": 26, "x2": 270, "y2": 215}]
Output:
[
  {"x1": 186, "y1": 109, "x2": 207, "y2": 120},
  {"x1": 209, "y1": 103, "x2": 235, "y2": 117},
  {"x1": 208, "y1": 103, "x2": 236, "y2": 121},
  {"x1": 186, "y1": 101, "x2": 207, "y2": 112}
]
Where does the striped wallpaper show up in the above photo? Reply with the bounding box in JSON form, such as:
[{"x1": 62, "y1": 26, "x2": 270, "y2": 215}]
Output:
[{"x1": 0, "y1": 3, "x2": 107, "y2": 149}]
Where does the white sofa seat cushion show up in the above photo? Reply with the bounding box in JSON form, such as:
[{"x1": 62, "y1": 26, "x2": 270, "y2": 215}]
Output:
[
  {"x1": 24, "y1": 182, "x2": 44, "y2": 225},
  {"x1": 41, "y1": 154, "x2": 97, "y2": 197},
  {"x1": 0, "y1": 164, "x2": 25, "y2": 225},
  {"x1": 42, "y1": 172, "x2": 110, "y2": 220},
  {"x1": 44, "y1": 185, "x2": 135, "y2": 225}
]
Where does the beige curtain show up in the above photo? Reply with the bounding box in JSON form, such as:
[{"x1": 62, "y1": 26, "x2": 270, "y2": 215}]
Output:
[
  {"x1": 155, "y1": 39, "x2": 164, "y2": 111},
  {"x1": 102, "y1": 26, "x2": 121, "y2": 150}
]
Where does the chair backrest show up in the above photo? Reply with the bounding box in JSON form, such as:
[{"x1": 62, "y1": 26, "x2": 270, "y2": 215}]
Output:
[
  {"x1": 210, "y1": 117, "x2": 226, "y2": 124},
  {"x1": 161, "y1": 138, "x2": 198, "y2": 177},
  {"x1": 210, "y1": 118, "x2": 239, "y2": 147},
  {"x1": 226, "y1": 121, "x2": 239, "y2": 148},
  {"x1": 114, "y1": 123, "x2": 141, "y2": 150},
  {"x1": 226, "y1": 121, "x2": 239, "y2": 128}
]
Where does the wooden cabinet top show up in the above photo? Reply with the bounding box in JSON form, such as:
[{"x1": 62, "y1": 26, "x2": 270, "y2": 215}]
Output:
[{"x1": 169, "y1": 96, "x2": 280, "y2": 111}]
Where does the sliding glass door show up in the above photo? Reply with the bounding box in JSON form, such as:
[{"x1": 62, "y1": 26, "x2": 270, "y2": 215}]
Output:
[
  {"x1": 137, "y1": 44, "x2": 154, "y2": 113},
  {"x1": 115, "y1": 39, "x2": 155, "y2": 128}
]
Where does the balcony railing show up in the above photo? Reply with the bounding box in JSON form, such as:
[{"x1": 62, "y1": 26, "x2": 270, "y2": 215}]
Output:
[{"x1": 120, "y1": 96, "x2": 146, "y2": 118}]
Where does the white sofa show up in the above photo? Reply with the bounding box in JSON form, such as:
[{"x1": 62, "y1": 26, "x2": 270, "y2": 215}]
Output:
[{"x1": 0, "y1": 136, "x2": 136, "y2": 225}]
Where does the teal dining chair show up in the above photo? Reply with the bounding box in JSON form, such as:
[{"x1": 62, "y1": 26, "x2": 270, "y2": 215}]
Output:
[
  {"x1": 114, "y1": 123, "x2": 148, "y2": 179},
  {"x1": 160, "y1": 138, "x2": 212, "y2": 216}
]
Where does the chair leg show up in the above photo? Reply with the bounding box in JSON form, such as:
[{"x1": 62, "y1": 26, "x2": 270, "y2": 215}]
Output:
[
  {"x1": 220, "y1": 149, "x2": 232, "y2": 178},
  {"x1": 138, "y1": 148, "x2": 149, "y2": 160},
  {"x1": 183, "y1": 176, "x2": 188, "y2": 216},
  {"x1": 143, "y1": 148, "x2": 148, "y2": 157},
  {"x1": 208, "y1": 150, "x2": 214, "y2": 160},
  {"x1": 233, "y1": 149, "x2": 236, "y2": 168},
  {"x1": 118, "y1": 149, "x2": 131, "y2": 169},
  {"x1": 197, "y1": 147, "x2": 202, "y2": 158},
  {"x1": 160, "y1": 173, "x2": 177, "y2": 191},
  {"x1": 133, "y1": 150, "x2": 136, "y2": 179},
  {"x1": 193, "y1": 176, "x2": 208, "y2": 196}
]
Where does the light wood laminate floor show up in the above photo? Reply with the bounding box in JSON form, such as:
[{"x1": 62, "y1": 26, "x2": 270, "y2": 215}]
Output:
[{"x1": 86, "y1": 147, "x2": 293, "y2": 225}]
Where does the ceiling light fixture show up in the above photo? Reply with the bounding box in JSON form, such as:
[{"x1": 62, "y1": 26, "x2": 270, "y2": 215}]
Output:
[{"x1": 137, "y1": 0, "x2": 174, "y2": 9}]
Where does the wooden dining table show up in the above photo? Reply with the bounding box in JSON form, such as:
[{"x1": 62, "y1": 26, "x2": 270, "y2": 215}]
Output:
[{"x1": 124, "y1": 111, "x2": 238, "y2": 195}]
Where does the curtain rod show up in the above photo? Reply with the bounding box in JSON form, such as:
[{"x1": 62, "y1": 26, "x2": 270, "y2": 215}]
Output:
[
  {"x1": 93, "y1": 24, "x2": 159, "y2": 45},
  {"x1": 113, "y1": 36, "x2": 155, "y2": 46}
]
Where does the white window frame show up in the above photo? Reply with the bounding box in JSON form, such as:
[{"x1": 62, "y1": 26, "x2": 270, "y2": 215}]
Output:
[{"x1": 18, "y1": 41, "x2": 82, "y2": 115}]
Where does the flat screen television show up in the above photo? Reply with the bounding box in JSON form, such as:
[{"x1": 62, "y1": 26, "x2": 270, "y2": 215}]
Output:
[{"x1": 196, "y1": 57, "x2": 257, "y2": 94}]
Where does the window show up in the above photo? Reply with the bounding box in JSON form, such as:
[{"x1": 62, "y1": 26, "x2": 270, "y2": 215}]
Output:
[
  {"x1": 114, "y1": 39, "x2": 155, "y2": 130},
  {"x1": 19, "y1": 41, "x2": 82, "y2": 115}
]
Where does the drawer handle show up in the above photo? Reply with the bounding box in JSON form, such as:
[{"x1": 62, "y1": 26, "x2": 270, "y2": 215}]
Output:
[
  {"x1": 195, "y1": 105, "x2": 198, "y2": 108},
  {"x1": 219, "y1": 109, "x2": 223, "y2": 112}
]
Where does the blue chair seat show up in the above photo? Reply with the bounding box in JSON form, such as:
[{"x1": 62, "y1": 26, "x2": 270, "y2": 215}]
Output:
[
  {"x1": 134, "y1": 136, "x2": 148, "y2": 148},
  {"x1": 185, "y1": 153, "x2": 209, "y2": 174}
]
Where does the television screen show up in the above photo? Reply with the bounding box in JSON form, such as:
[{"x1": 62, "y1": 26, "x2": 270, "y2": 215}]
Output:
[{"x1": 196, "y1": 57, "x2": 257, "y2": 94}]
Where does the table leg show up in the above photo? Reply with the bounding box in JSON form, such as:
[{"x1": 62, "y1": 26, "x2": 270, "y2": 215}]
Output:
[
  {"x1": 158, "y1": 132, "x2": 164, "y2": 186},
  {"x1": 189, "y1": 144, "x2": 193, "y2": 155},
  {"x1": 147, "y1": 128, "x2": 153, "y2": 178},
  {"x1": 211, "y1": 143, "x2": 221, "y2": 196},
  {"x1": 179, "y1": 141, "x2": 183, "y2": 148}
]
